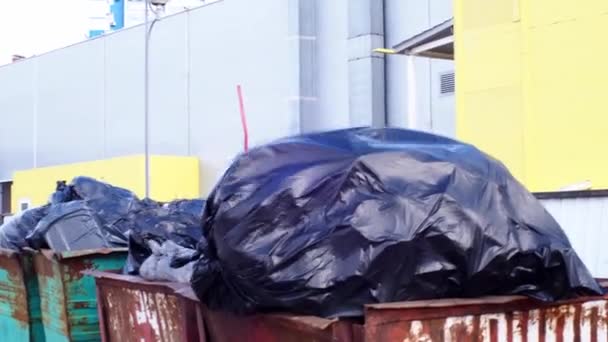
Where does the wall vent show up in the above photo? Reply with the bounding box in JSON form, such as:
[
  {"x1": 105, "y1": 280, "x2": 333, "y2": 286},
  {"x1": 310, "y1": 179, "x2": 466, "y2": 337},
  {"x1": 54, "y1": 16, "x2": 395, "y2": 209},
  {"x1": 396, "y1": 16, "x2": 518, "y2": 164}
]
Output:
[{"x1": 440, "y1": 71, "x2": 455, "y2": 95}]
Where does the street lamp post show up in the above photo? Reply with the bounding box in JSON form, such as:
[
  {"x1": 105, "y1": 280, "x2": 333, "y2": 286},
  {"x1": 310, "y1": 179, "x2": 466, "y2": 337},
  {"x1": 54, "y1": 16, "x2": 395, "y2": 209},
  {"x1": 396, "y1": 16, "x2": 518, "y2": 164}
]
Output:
[{"x1": 144, "y1": 0, "x2": 169, "y2": 199}]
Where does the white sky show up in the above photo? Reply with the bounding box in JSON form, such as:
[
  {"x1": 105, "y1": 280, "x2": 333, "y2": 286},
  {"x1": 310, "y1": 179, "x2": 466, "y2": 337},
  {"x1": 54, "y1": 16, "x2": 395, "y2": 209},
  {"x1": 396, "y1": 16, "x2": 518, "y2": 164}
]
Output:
[
  {"x1": 0, "y1": 0, "x2": 90, "y2": 65},
  {"x1": 0, "y1": 0, "x2": 210, "y2": 65}
]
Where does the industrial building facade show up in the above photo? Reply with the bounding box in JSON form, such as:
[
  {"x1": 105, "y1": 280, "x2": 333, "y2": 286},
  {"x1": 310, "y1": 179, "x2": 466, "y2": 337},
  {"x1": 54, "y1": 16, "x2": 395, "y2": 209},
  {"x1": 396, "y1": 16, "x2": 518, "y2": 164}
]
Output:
[{"x1": 0, "y1": 0, "x2": 454, "y2": 208}]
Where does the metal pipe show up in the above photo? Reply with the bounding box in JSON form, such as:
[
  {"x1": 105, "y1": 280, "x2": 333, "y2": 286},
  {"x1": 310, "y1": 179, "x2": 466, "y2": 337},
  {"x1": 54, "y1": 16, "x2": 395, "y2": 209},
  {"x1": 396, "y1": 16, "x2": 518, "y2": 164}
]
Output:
[
  {"x1": 144, "y1": 0, "x2": 150, "y2": 199},
  {"x1": 144, "y1": 1, "x2": 163, "y2": 199},
  {"x1": 406, "y1": 55, "x2": 417, "y2": 129}
]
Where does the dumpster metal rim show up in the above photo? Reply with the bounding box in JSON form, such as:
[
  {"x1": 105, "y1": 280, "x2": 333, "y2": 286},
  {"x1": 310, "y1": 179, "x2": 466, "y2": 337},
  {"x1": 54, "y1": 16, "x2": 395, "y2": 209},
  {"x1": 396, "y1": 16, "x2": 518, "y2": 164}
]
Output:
[
  {"x1": 89, "y1": 271, "x2": 343, "y2": 330},
  {"x1": 0, "y1": 247, "x2": 19, "y2": 257},
  {"x1": 86, "y1": 270, "x2": 199, "y2": 301},
  {"x1": 365, "y1": 281, "x2": 608, "y2": 323},
  {"x1": 40, "y1": 247, "x2": 128, "y2": 260}
]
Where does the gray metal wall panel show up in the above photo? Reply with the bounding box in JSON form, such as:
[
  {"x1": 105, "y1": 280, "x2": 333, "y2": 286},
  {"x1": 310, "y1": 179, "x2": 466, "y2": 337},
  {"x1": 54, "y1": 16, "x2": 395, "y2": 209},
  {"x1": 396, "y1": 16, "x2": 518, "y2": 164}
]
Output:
[
  {"x1": 187, "y1": 0, "x2": 291, "y2": 193},
  {"x1": 36, "y1": 40, "x2": 106, "y2": 167},
  {"x1": 385, "y1": 0, "x2": 455, "y2": 137},
  {"x1": 541, "y1": 197, "x2": 608, "y2": 278},
  {"x1": 0, "y1": 0, "x2": 457, "y2": 197},
  {"x1": 149, "y1": 14, "x2": 189, "y2": 156},
  {"x1": 0, "y1": 60, "x2": 36, "y2": 179},
  {"x1": 315, "y1": 0, "x2": 349, "y2": 131},
  {"x1": 104, "y1": 26, "x2": 145, "y2": 158},
  {"x1": 430, "y1": 0, "x2": 453, "y2": 26},
  {"x1": 430, "y1": 60, "x2": 455, "y2": 137}
]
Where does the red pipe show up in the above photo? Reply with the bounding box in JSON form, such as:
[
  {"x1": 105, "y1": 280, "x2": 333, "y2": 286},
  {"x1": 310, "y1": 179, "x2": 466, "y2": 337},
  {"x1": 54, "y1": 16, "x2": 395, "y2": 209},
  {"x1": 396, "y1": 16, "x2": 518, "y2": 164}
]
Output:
[{"x1": 236, "y1": 84, "x2": 249, "y2": 152}]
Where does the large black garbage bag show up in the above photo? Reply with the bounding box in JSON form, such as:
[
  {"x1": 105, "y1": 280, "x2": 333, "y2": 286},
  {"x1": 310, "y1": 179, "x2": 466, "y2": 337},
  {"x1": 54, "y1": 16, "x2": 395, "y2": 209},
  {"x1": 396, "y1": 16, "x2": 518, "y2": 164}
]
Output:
[
  {"x1": 124, "y1": 199, "x2": 205, "y2": 275},
  {"x1": 63, "y1": 176, "x2": 143, "y2": 228},
  {"x1": 191, "y1": 127, "x2": 603, "y2": 318},
  {"x1": 26, "y1": 201, "x2": 116, "y2": 251},
  {"x1": 0, "y1": 206, "x2": 50, "y2": 250}
]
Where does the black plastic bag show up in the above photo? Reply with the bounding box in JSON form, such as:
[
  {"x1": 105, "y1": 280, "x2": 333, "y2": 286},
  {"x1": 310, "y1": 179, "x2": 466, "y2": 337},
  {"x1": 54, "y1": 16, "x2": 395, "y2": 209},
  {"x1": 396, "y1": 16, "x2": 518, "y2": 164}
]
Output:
[
  {"x1": 191, "y1": 127, "x2": 603, "y2": 318},
  {"x1": 139, "y1": 240, "x2": 198, "y2": 283},
  {"x1": 67, "y1": 176, "x2": 143, "y2": 229},
  {"x1": 26, "y1": 201, "x2": 116, "y2": 251},
  {"x1": 124, "y1": 199, "x2": 205, "y2": 275},
  {"x1": 0, "y1": 206, "x2": 50, "y2": 250}
]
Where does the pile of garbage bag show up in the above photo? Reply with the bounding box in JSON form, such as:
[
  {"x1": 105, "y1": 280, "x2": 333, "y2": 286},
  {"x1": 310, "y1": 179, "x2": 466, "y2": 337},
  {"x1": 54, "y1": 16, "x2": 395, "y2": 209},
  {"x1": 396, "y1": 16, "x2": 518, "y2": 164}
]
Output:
[
  {"x1": 191, "y1": 127, "x2": 603, "y2": 318},
  {"x1": 0, "y1": 205, "x2": 50, "y2": 250},
  {"x1": 0, "y1": 176, "x2": 204, "y2": 280}
]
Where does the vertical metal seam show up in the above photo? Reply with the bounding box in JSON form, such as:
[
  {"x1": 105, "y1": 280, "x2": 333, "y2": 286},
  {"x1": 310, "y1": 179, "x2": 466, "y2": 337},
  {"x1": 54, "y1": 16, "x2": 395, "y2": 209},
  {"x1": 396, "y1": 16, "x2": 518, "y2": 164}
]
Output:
[
  {"x1": 32, "y1": 58, "x2": 38, "y2": 168},
  {"x1": 59, "y1": 260, "x2": 72, "y2": 339},
  {"x1": 103, "y1": 37, "x2": 108, "y2": 159},
  {"x1": 382, "y1": 0, "x2": 388, "y2": 127},
  {"x1": 185, "y1": 9, "x2": 192, "y2": 156},
  {"x1": 427, "y1": 0, "x2": 434, "y2": 132}
]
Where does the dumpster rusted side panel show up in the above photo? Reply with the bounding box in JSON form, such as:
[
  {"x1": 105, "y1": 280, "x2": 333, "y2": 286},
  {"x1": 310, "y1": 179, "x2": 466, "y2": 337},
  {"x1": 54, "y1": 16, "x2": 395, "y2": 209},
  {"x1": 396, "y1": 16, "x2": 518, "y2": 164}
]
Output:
[
  {"x1": 0, "y1": 249, "x2": 31, "y2": 341},
  {"x1": 364, "y1": 295, "x2": 608, "y2": 341},
  {"x1": 92, "y1": 273, "x2": 204, "y2": 342},
  {"x1": 89, "y1": 271, "x2": 361, "y2": 342},
  {"x1": 34, "y1": 249, "x2": 127, "y2": 342},
  {"x1": 201, "y1": 305, "x2": 362, "y2": 342}
]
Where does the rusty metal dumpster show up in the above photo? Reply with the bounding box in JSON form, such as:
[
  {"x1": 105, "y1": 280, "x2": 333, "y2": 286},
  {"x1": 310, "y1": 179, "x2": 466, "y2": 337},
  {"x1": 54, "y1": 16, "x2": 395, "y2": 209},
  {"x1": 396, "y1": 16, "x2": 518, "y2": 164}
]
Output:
[
  {"x1": 0, "y1": 248, "x2": 45, "y2": 342},
  {"x1": 34, "y1": 248, "x2": 127, "y2": 342},
  {"x1": 362, "y1": 282, "x2": 608, "y2": 341},
  {"x1": 90, "y1": 269, "x2": 608, "y2": 342},
  {"x1": 89, "y1": 271, "x2": 204, "y2": 342},
  {"x1": 201, "y1": 307, "x2": 361, "y2": 342},
  {"x1": 90, "y1": 271, "x2": 362, "y2": 342}
]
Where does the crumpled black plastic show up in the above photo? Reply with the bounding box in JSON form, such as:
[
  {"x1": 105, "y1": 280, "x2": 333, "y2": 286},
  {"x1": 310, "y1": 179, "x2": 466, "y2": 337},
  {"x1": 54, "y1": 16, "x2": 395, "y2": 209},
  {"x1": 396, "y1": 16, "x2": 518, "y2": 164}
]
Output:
[
  {"x1": 0, "y1": 205, "x2": 50, "y2": 250},
  {"x1": 45, "y1": 176, "x2": 204, "y2": 273},
  {"x1": 26, "y1": 201, "x2": 107, "y2": 251},
  {"x1": 124, "y1": 199, "x2": 205, "y2": 275},
  {"x1": 191, "y1": 127, "x2": 603, "y2": 318}
]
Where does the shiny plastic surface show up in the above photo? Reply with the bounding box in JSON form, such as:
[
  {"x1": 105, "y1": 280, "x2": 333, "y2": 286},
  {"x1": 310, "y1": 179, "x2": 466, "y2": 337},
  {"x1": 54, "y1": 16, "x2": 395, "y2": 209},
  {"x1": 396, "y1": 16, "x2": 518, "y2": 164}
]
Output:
[{"x1": 192, "y1": 128, "x2": 602, "y2": 318}]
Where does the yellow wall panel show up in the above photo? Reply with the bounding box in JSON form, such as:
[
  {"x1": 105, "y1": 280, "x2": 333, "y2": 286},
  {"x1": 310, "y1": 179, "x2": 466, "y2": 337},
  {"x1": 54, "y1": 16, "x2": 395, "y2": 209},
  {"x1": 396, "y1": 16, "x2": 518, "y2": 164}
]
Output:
[
  {"x1": 458, "y1": 25, "x2": 522, "y2": 92},
  {"x1": 461, "y1": 0, "x2": 518, "y2": 29},
  {"x1": 11, "y1": 155, "x2": 200, "y2": 212},
  {"x1": 526, "y1": 0, "x2": 608, "y2": 27},
  {"x1": 457, "y1": 0, "x2": 608, "y2": 191},
  {"x1": 460, "y1": 87, "x2": 525, "y2": 182}
]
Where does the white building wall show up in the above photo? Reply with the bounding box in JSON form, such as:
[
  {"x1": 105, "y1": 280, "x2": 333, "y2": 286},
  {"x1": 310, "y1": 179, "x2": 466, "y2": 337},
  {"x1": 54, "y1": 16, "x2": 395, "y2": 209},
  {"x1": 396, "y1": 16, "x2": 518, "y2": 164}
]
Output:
[
  {"x1": 385, "y1": 0, "x2": 455, "y2": 137},
  {"x1": 0, "y1": 0, "x2": 456, "y2": 196},
  {"x1": 541, "y1": 196, "x2": 608, "y2": 278}
]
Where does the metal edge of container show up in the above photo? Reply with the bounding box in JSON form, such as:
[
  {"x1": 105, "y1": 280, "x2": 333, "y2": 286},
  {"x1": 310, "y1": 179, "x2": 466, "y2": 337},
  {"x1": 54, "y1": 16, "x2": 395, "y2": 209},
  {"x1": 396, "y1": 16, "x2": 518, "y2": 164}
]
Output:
[
  {"x1": 0, "y1": 247, "x2": 34, "y2": 341},
  {"x1": 88, "y1": 271, "x2": 362, "y2": 342},
  {"x1": 34, "y1": 248, "x2": 128, "y2": 341},
  {"x1": 39, "y1": 247, "x2": 129, "y2": 261},
  {"x1": 363, "y1": 283, "x2": 608, "y2": 341},
  {"x1": 88, "y1": 270, "x2": 204, "y2": 342}
]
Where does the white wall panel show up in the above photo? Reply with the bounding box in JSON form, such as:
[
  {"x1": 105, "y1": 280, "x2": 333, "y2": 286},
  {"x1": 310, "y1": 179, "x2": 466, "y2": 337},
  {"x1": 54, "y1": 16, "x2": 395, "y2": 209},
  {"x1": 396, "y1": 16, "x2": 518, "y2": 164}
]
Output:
[{"x1": 542, "y1": 196, "x2": 608, "y2": 278}]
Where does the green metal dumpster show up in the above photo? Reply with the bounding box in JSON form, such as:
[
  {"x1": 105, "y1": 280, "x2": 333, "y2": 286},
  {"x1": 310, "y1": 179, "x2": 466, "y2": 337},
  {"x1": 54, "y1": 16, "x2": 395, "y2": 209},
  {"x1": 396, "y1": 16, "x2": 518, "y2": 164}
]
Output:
[
  {"x1": 33, "y1": 248, "x2": 127, "y2": 342},
  {"x1": 0, "y1": 248, "x2": 45, "y2": 342}
]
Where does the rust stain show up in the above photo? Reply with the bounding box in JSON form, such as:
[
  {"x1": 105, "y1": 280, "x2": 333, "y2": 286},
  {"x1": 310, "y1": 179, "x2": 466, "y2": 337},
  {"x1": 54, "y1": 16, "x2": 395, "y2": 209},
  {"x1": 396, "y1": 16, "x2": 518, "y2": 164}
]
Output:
[
  {"x1": 538, "y1": 309, "x2": 546, "y2": 342},
  {"x1": 425, "y1": 319, "x2": 445, "y2": 342},
  {"x1": 72, "y1": 301, "x2": 91, "y2": 309},
  {"x1": 555, "y1": 313, "x2": 565, "y2": 342},
  {"x1": 0, "y1": 253, "x2": 29, "y2": 327},
  {"x1": 519, "y1": 311, "x2": 529, "y2": 342},
  {"x1": 590, "y1": 306, "x2": 598, "y2": 342},
  {"x1": 63, "y1": 259, "x2": 94, "y2": 282},
  {"x1": 506, "y1": 312, "x2": 513, "y2": 342},
  {"x1": 449, "y1": 320, "x2": 473, "y2": 342},
  {"x1": 34, "y1": 254, "x2": 55, "y2": 277},
  {"x1": 573, "y1": 304, "x2": 581, "y2": 342},
  {"x1": 489, "y1": 319, "x2": 498, "y2": 342},
  {"x1": 472, "y1": 315, "x2": 480, "y2": 342},
  {"x1": 97, "y1": 281, "x2": 194, "y2": 342}
]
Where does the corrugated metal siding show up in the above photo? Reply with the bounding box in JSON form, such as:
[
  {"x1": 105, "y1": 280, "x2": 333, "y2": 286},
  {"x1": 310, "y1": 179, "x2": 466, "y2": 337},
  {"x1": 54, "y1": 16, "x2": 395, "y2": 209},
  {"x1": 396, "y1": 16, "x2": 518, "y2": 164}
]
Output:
[
  {"x1": 365, "y1": 298, "x2": 608, "y2": 342},
  {"x1": 541, "y1": 196, "x2": 608, "y2": 278}
]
